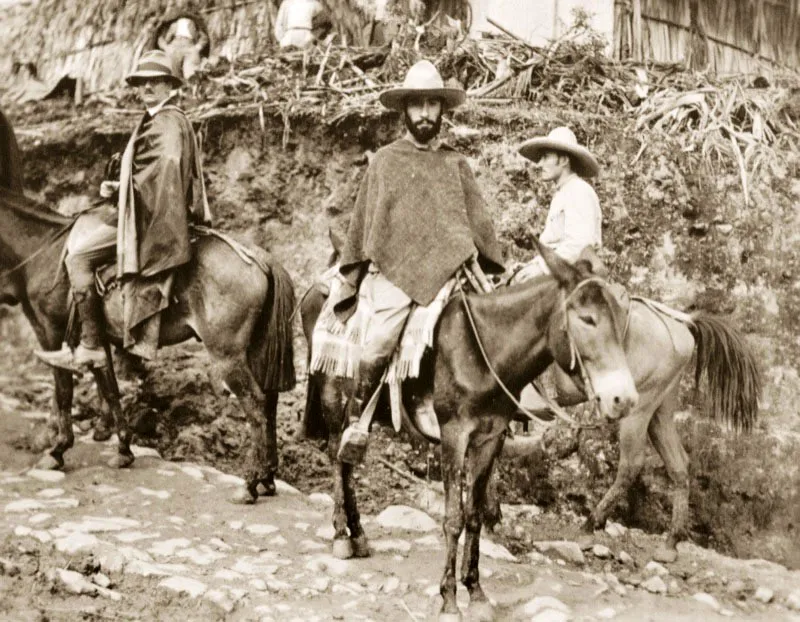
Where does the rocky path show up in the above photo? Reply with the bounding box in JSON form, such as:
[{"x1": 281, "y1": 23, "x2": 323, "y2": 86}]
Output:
[{"x1": 2, "y1": 406, "x2": 800, "y2": 622}]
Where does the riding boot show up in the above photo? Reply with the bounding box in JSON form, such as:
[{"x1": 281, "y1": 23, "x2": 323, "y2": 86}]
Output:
[
  {"x1": 72, "y1": 288, "x2": 108, "y2": 368},
  {"x1": 35, "y1": 288, "x2": 107, "y2": 372}
]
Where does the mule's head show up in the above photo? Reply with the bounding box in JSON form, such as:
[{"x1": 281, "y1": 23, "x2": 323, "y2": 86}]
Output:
[{"x1": 536, "y1": 241, "x2": 638, "y2": 420}]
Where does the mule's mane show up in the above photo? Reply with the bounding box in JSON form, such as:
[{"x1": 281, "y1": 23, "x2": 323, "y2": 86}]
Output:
[{"x1": 0, "y1": 187, "x2": 73, "y2": 227}]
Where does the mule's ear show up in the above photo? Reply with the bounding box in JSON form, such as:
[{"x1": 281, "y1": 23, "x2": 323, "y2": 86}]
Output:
[
  {"x1": 577, "y1": 245, "x2": 609, "y2": 278},
  {"x1": 328, "y1": 227, "x2": 344, "y2": 255},
  {"x1": 534, "y1": 238, "x2": 579, "y2": 287}
]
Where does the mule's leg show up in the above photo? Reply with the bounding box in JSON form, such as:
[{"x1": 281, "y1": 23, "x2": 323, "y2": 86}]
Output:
[
  {"x1": 325, "y1": 383, "x2": 355, "y2": 559},
  {"x1": 584, "y1": 409, "x2": 651, "y2": 532},
  {"x1": 213, "y1": 354, "x2": 272, "y2": 505},
  {"x1": 342, "y1": 460, "x2": 370, "y2": 557},
  {"x1": 258, "y1": 390, "x2": 280, "y2": 496},
  {"x1": 647, "y1": 390, "x2": 689, "y2": 563},
  {"x1": 36, "y1": 369, "x2": 74, "y2": 470},
  {"x1": 439, "y1": 420, "x2": 471, "y2": 621},
  {"x1": 461, "y1": 426, "x2": 506, "y2": 622},
  {"x1": 91, "y1": 357, "x2": 134, "y2": 469}
]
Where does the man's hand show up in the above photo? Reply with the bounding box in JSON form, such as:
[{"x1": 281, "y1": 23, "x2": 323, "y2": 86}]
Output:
[{"x1": 100, "y1": 180, "x2": 120, "y2": 199}]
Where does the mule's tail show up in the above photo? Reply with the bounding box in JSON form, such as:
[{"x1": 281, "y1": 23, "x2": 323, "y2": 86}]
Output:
[
  {"x1": 690, "y1": 312, "x2": 761, "y2": 432},
  {"x1": 250, "y1": 259, "x2": 296, "y2": 392}
]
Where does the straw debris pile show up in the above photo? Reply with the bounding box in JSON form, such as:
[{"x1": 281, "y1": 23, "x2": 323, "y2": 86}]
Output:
[{"x1": 7, "y1": 14, "x2": 800, "y2": 202}]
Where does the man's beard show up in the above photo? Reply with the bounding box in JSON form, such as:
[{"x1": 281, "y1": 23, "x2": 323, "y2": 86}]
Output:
[{"x1": 404, "y1": 111, "x2": 441, "y2": 144}]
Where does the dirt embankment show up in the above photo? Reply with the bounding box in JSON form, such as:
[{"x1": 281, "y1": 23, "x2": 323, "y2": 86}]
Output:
[{"x1": 4, "y1": 93, "x2": 800, "y2": 570}]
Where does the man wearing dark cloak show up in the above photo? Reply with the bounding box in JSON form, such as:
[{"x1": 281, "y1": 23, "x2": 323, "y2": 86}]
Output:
[
  {"x1": 37, "y1": 50, "x2": 210, "y2": 372},
  {"x1": 321, "y1": 59, "x2": 504, "y2": 403}
]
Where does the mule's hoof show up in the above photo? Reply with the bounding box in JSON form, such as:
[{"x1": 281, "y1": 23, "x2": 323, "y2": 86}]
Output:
[
  {"x1": 108, "y1": 453, "x2": 134, "y2": 469},
  {"x1": 257, "y1": 479, "x2": 276, "y2": 497},
  {"x1": 467, "y1": 600, "x2": 495, "y2": 622},
  {"x1": 93, "y1": 426, "x2": 113, "y2": 442},
  {"x1": 35, "y1": 454, "x2": 62, "y2": 471},
  {"x1": 438, "y1": 612, "x2": 463, "y2": 622},
  {"x1": 351, "y1": 534, "x2": 371, "y2": 558},
  {"x1": 652, "y1": 546, "x2": 678, "y2": 564},
  {"x1": 229, "y1": 487, "x2": 257, "y2": 505},
  {"x1": 579, "y1": 517, "x2": 596, "y2": 534},
  {"x1": 332, "y1": 537, "x2": 354, "y2": 559}
]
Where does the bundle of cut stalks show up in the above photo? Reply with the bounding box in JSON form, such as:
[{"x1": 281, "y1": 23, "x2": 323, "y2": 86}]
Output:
[{"x1": 5, "y1": 13, "x2": 799, "y2": 203}]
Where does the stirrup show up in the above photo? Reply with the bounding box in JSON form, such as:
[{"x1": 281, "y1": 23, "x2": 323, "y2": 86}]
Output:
[{"x1": 34, "y1": 344, "x2": 85, "y2": 375}]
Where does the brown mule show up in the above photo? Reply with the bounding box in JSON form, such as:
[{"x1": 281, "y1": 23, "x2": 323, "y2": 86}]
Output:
[
  {"x1": 0, "y1": 187, "x2": 295, "y2": 504},
  {"x1": 302, "y1": 241, "x2": 638, "y2": 622}
]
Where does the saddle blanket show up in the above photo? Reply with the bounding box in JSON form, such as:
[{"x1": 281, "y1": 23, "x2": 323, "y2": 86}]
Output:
[{"x1": 309, "y1": 265, "x2": 457, "y2": 384}]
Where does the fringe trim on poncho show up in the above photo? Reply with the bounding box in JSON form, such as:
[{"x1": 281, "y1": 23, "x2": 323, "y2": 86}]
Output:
[{"x1": 309, "y1": 266, "x2": 456, "y2": 382}]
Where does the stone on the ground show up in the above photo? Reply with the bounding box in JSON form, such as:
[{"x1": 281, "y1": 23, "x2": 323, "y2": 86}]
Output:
[
  {"x1": 641, "y1": 576, "x2": 667, "y2": 594},
  {"x1": 521, "y1": 595, "x2": 571, "y2": 621},
  {"x1": 249, "y1": 578, "x2": 268, "y2": 591},
  {"x1": 149, "y1": 538, "x2": 191, "y2": 556},
  {"x1": 55, "y1": 532, "x2": 100, "y2": 554},
  {"x1": 36, "y1": 488, "x2": 64, "y2": 498},
  {"x1": 645, "y1": 560, "x2": 669, "y2": 576},
  {"x1": 115, "y1": 531, "x2": 160, "y2": 543},
  {"x1": 315, "y1": 524, "x2": 335, "y2": 540},
  {"x1": 299, "y1": 539, "x2": 327, "y2": 552},
  {"x1": 726, "y1": 578, "x2": 747, "y2": 597},
  {"x1": 604, "y1": 522, "x2": 627, "y2": 538},
  {"x1": 533, "y1": 541, "x2": 586, "y2": 565},
  {"x1": 245, "y1": 523, "x2": 279, "y2": 535},
  {"x1": 308, "y1": 492, "x2": 334, "y2": 506},
  {"x1": 204, "y1": 588, "x2": 235, "y2": 613},
  {"x1": 175, "y1": 545, "x2": 227, "y2": 565},
  {"x1": 28, "y1": 512, "x2": 52, "y2": 525},
  {"x1": 754, "y1": 586, "x2": 774, "y2": 603},
  {"x1": 693, "y1": 593, "x2": 720, "y2": 611},
  {"x1": 26, "y1": 469, "x2": 65, "y2": 483},
  {"x1": 158, "y1": 575, "x2": 208, "y2": 598},
  {"x1": 55, "y1": 569, "x2": 121, "y2": 601},
  {"x1": 596, "y1": 608, "x2": 616, "y2": 619},
  {"x1": 375, "y1": 505, "x2": 438, "y2": 532},
  {"x1": 305, "y1": 554, "x2": 350, "y2": 577},
  {"x1": 618, "y1": 551, "x2": 634, "y2": 566},
  {"x1": 310, "y1": 577, "x2": 330, "y2": 592},
  {"x1": 592, "y1": 544, "x2": 612, "y2": 559},
  {"x1": 371, "y1": 539, "x2": 412, "y2": 554},
  {"x1": 382, "y1": 576, "x2": 401, "y2": 593},
  {"x1": 214, "y1": 568, "x2": 244, "y2": 582},
  {"x1": 179, "y1": 465, "x2": 206, "y2": 480},
  {"x1": 130, "y1": 445, "x2": 161, "y2": 459},
  {"x1": 786, "y1": 590, "x2": 800, "y2": 611},
  {"x1": 4, "y1": 499, "x2": 44, "y2": 513},
  {"x1": 275, "y1": 479, "x2": 301, "y2": 495},
  {"x1": 137, "y1": 487, "x2": 170, "y2": 500},
  {"x1": 59, "y1": 516, "x2": 140, "y2": 533},
  {"x1": 92, "y1": 573, "x2": 111, "y2": 588}
]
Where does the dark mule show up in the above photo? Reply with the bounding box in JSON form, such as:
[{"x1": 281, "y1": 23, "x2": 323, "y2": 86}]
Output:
[
  {"x1": 302, "y1": 243, "x2": 639, "y2": 622},
  {"x1": 0, "y1": 176, "x2": 295, "y2": 505},
  {"x1": 529, "y1": 296, "x2": 761, "y2": 563}
]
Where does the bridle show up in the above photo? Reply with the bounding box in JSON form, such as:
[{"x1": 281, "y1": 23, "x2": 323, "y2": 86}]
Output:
[{"x1": 456, "y1": 275, "x2": 615, "y2": 426}]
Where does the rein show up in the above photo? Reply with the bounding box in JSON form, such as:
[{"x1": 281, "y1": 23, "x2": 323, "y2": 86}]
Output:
[
  {"x1": 0, "y1": 219, "x2": 74, "y2": 280},
  {"x1": 456, "y1": 275, "x2": 608, "y2": 427}
]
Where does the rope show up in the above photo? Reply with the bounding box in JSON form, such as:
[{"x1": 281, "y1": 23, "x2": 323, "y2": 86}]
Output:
[
  {"x1": 0, "y1": 220, "x2": 74, "y2": 280},
  {"x1": 456, "y1": 279, "x2": 577, "y2": 427}
]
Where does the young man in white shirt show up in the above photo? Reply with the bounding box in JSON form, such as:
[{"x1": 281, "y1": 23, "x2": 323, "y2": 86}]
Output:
[{"x1": 513, "y1": 126, "x2": 601, "y2": 282}]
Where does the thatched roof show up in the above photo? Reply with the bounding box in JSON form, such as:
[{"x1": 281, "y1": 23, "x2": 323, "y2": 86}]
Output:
[
  {"x1": 615, "y1": 0, "x2": 800, "y2": 74},
  {"x1": 0, "y1": 0, "x2": 430, "y2": 94}
]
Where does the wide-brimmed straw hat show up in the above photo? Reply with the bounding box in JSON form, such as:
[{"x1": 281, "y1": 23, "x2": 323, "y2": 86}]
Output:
[
  {"x1": 379, "y1": 60, "x2": 465, "y2": 112},
  {"x1": 126, "y1": 50, "x2": 184, "y2": 87},
  {"x1": 518, "y1": 126, "x2": 600, "y2": 178}
]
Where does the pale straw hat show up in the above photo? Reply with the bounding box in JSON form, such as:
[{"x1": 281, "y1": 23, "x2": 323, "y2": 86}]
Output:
[
  {"x1": 126, "y1": 50, "x2": 184, "y2": 88},
  {"x1": 380, "y1": 60, "x2": 465, "y2": 112},
  {"x1": 518, "y1": 126, "x2": 600, "y2": 178}
]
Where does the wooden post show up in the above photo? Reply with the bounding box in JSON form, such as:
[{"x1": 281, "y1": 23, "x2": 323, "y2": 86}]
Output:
[{"x1": 632, "y1": 0, "x2": 643, "y2": 62}]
